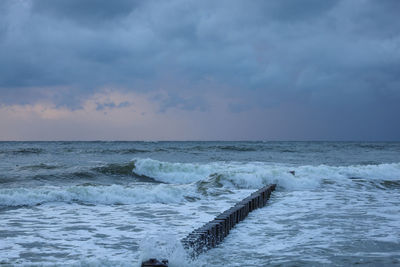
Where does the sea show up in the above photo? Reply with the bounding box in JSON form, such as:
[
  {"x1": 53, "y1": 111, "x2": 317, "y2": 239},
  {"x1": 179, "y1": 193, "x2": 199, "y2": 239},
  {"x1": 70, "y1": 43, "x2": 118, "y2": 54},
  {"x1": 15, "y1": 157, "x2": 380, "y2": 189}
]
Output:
[{"x1": 0, "y1": 141, "x2": 399, "y2": 266}]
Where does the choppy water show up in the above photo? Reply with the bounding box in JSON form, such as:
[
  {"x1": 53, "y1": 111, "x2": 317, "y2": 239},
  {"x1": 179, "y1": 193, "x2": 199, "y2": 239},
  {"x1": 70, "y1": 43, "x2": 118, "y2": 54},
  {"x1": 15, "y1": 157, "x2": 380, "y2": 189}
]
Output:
[{"x1": 0, "y1": 141, "x2": 400, "y2": 266}]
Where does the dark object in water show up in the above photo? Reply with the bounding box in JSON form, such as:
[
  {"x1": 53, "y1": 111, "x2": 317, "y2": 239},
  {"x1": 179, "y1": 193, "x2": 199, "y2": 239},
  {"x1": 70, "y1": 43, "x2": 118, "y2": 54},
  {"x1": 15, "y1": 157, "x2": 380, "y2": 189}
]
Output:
[
  {"x1": 141, "y1": 184, "x2": 276, "y2": 265},
  {"x1": 141, "y1": 258, "x2": 168, "y2": 267},
  {"x1": 181, "y1": 184, "x2": 276, "y2": 256},
  {"x1": 289, "y1": 170, "x2": 295, "y2": 176}
]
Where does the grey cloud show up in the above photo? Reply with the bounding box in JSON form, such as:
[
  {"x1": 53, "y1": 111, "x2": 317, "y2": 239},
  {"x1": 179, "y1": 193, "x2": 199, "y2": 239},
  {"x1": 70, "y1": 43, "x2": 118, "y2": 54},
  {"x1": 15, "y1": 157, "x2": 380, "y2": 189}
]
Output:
[
  {"x1": 152, "y1": 91, "x2": 209, "y2": 113},
  {"x1": 31, "y1": 0, "x2": 140, "y2": 26},
  {"x1": 228, "y1": 102, "x2": 252, "y2": 113},
  {"x1": 96, "y1": 101, "x2": 131, "y2": 111},
  {"x1": 0, "y1": 0, "x2": 399, "y2": 139},
  {"x1": 350, "y1": 0, "x2": 400, "y2": 38},
  {"x1": 254, "y1": 0, "x2": 340, "y2": 22}
]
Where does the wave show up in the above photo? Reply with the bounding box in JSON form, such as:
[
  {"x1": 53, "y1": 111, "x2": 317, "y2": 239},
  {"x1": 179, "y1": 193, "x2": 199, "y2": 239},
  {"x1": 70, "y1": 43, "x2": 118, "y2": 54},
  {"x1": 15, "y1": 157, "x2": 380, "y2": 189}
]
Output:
[
  {"x1": 2, "y1": 162, "x2": 159, "y2": 186},
  {"x1": 0, "y1": 148, "x2": 44, "y2": 155},
  {"x1": 61, "y1": 148, "x2": 149, "y2": 154},
  {"x1": 92, "y1": 161, "x2": 161, "y2": 183},
  {"x1": 217, "y1": 145, "x2": 257, "y2": 152},
  {"x1": 94, "y1": 162, "x2": 136, "y2": 175},
  {"x1": 97, "y1": 148, "x2": 149, "y2": 154},
  {"x1": 132, "y1": 158, "x2": 400, "y2": 190},
  {"x1": 0, "y1": 184, "x2": 193, "y2": 207},
  {"x1": 132, "y1": 158, "x2": 217, "y2": 184},
  {"x1": 19, "y1": 163, "x2": 63, "y2": 171},
  {"x1": 30, "y1": 170, "x2": 97, "y2": 182},
  {"x1": 18, "y1": 162, "x2": 137, "y2": 176}
]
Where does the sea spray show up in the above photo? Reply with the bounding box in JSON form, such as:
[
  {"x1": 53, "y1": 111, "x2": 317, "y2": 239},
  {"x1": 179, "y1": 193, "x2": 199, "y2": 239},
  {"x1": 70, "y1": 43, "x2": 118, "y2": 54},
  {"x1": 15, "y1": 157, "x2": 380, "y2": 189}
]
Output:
[{"x1": 139, "y1": 234, "x2": 199, "y2": 267}]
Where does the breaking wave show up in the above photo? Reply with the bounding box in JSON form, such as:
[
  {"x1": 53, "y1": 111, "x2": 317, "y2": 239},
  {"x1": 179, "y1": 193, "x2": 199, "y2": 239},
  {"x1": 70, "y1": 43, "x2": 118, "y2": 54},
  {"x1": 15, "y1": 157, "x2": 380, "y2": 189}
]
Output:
[
  {"x1": 132, "y1": 158, "x2": 400, "y2": 190},
  {"x1": 0, "y1": 184, "x2": 193, "y2": 207},
  {"x1": 4, "y1": 158, "x2": 399, "y2": 207},
  {"x1": 94, "y1": 162, "x2": 136, "y2": 175},
  {"x1": 132, "y1": 158, "x2": 217, "y2": 184}
]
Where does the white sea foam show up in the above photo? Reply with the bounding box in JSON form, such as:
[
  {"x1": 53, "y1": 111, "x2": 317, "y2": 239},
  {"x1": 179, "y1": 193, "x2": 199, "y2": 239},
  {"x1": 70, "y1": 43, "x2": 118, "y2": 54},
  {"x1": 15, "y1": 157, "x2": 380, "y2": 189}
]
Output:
[
  {"x1": 139, "y1": 235, "x2": 195, "y2": 267},
  {"x1": 132, "y1": 158, "x2": 400, "y2": 190},
  {"x1": 0, "y1": 184, "x2": 193, "y2": 207},
  {"x1": 132, "y1": 158, "x2": 217, "y2": 184}
]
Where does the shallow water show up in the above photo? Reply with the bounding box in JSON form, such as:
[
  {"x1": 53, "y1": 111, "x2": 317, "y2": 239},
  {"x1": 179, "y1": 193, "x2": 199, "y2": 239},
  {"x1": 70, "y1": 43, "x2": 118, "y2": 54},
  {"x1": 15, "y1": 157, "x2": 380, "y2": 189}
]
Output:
[{"x1": 1, "y1": 141, "x2": 400, "y2": 266}]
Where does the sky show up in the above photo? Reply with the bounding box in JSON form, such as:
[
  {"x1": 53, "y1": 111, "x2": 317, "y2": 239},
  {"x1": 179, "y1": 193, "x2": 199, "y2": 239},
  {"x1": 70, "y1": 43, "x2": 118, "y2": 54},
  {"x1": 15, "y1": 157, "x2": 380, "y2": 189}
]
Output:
[{"x1": 0, "y1": 0, "x2": 399, "y2": 141}]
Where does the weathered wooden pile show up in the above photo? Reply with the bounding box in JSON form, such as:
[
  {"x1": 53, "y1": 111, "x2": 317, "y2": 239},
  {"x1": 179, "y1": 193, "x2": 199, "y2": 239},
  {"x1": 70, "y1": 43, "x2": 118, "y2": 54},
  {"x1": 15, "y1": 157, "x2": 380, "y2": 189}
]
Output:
[
  {"x1": 181, "y1": 184, "x2": 276, "y2": 255},
  {"x1": 141, "y1": 184, "x2": 276, "y2": 267}
]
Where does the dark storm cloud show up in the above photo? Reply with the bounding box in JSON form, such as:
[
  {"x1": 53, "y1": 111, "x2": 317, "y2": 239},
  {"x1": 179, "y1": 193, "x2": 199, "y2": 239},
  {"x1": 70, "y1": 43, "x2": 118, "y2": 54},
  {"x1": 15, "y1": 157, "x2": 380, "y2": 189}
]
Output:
[
  {"x1": 0, "y1": 0, "x2": 400, "y2": 139},
  {"x1": 96, "y1": 101, "x2": 131, "y2": 111},
  {"x1": 254, "y1": 0, "x2": 339, "y2": 22},
  {"x1": 31, "y1": 0, "x2": 139, "y2": 25}
]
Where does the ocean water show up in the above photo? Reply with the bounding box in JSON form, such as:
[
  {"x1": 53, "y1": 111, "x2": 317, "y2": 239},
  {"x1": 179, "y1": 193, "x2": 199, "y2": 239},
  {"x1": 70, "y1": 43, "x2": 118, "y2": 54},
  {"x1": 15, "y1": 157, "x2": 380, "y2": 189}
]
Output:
[{"x1": 0, "y1": 141, "x2": 400, "y2": 266}]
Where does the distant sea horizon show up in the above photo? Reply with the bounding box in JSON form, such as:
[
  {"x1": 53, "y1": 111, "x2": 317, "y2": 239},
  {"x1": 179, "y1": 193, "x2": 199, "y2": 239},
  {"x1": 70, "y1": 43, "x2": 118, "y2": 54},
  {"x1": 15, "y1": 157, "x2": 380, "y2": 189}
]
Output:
[{"x1": 1, "y1": 141, "x2": 399, "y2": 266}]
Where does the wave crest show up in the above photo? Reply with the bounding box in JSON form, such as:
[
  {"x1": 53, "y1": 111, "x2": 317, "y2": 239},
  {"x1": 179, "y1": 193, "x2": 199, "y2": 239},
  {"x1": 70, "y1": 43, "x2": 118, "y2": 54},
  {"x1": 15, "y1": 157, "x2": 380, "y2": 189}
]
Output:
[
  {"x1": 94, "y1": 162, "x2": 136, "y2": 175},
  {"x1": 132, "y1": 158, "x2": 400, "y2": 190},
  {"x1": 0, "y1": 184, "x2": 191, "y2": 207}
]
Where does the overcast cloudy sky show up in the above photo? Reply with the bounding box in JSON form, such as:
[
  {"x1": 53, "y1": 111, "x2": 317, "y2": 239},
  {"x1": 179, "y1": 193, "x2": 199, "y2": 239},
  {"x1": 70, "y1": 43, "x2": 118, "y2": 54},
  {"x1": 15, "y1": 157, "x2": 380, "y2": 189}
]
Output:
[{"x1": 0, "y1": 0, "x2": 399, "y2": 140}]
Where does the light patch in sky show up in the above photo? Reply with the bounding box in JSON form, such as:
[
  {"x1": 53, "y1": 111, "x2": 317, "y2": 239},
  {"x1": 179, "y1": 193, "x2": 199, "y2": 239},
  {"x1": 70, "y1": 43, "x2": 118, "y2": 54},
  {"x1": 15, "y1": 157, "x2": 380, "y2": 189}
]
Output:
[{"x1": 0, "y1": 90, "x2": 254, "y2": 141}]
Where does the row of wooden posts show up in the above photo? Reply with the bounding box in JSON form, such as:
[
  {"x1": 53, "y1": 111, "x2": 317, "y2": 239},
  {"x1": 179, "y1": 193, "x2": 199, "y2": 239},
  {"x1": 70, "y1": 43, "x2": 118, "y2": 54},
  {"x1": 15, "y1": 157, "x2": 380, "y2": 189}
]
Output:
[
  {"x1": 142, "y1": 184, "x2": 276, "y2": 267},
  {"x1": 181, "y1": 184, "x2": 276, "y2": 255}
]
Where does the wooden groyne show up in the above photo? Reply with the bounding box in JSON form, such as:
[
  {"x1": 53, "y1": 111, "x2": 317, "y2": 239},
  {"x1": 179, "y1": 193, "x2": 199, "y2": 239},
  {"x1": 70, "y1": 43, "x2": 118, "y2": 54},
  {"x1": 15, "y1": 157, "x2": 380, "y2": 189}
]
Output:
[
  {"x1": 181, "y1": 184, "x2": 276, "y2": 255},
  {"x1": 141, "y1": 184, "x2": 276, "y2": 267}
]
